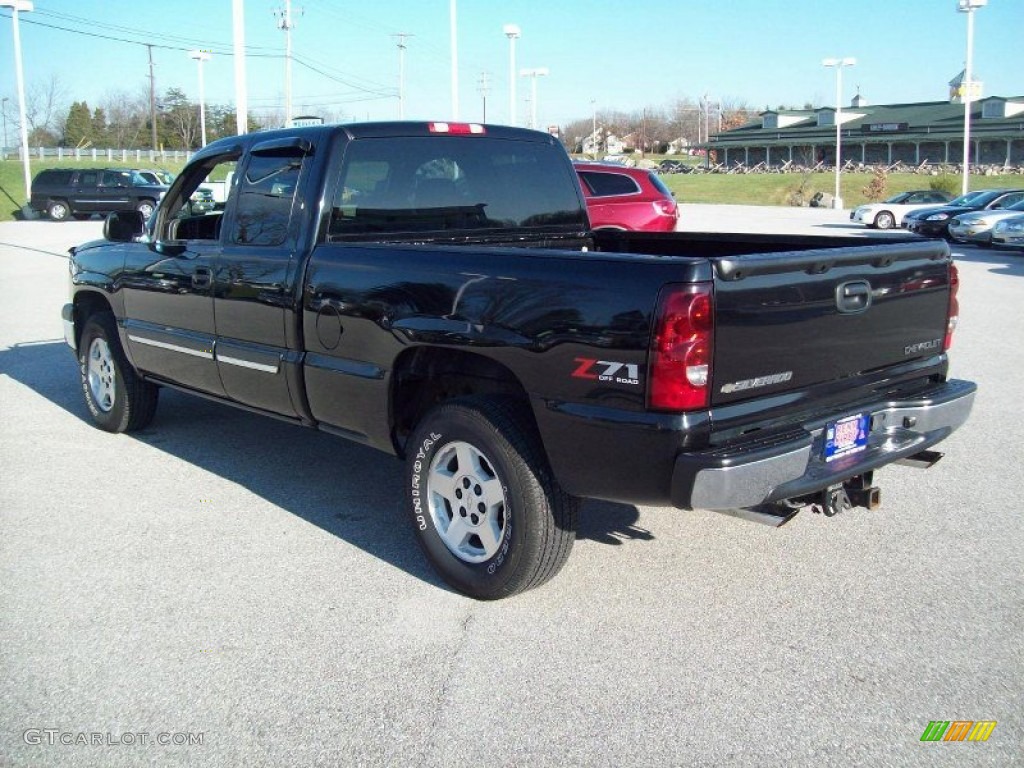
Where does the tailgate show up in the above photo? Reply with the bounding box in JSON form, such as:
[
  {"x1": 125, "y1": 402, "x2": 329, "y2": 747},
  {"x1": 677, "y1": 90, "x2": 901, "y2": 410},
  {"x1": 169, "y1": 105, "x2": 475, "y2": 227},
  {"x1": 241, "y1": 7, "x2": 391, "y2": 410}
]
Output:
[{"x1": 710, "y1": 241, "x2": 952, "y2": 406}]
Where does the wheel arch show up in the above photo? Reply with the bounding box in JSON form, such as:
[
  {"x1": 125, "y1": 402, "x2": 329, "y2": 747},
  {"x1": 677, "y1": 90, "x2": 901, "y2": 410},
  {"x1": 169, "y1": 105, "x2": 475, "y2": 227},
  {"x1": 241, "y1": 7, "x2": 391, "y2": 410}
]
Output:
[
  {"x1": 390, "y1": 347, "x2": 533, "y2": 458},
  {"x1": 71, "y1": 290, "x2": 115, "y2": 352}
]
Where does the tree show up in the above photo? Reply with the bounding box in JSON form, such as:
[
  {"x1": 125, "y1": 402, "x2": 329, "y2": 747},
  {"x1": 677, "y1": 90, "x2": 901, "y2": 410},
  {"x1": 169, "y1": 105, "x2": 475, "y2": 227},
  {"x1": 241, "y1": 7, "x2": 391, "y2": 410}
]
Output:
[
  {"x1": 101, "y1": 88, "x2": 149, "y2": 149},
  {"x1": 24, "y1": 74, "x2": 67, "y2": 146},
  {"x1": 63, "y1": 101, "x2": 92, "y2": 147},
  {"x1": 159, "y1": 87, "x2": 198, "y2": 149},
  {"x1": 91, "y1": 107, "x2": 107, "y2": 146}
]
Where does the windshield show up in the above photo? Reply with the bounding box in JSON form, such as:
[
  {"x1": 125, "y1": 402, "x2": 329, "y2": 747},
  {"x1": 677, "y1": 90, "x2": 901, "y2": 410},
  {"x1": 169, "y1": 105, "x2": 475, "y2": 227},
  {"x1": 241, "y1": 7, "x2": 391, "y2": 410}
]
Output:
[
  {"x1": 883, "y1": 192, "x2": 912, "y2": 204},
  {"x1": 946, "y1": 191, "x2": 987, "y2": 206}
]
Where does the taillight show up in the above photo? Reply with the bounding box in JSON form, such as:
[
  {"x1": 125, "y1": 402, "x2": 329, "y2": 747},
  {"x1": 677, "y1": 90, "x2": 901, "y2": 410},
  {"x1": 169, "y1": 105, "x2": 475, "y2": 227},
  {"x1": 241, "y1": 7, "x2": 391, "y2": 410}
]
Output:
[
  {"x1": 944, "y1": 262, "x2": 960, "y2": 351},
  {"x1": 649, "y1": 283, "x2": 714, "y2": 411},
  {"x1": 428, "y1": 122, "x2": 486, "y2": 135},
  {"x1": 653, "y1": 199, "x2": 678, "y2": 218}
]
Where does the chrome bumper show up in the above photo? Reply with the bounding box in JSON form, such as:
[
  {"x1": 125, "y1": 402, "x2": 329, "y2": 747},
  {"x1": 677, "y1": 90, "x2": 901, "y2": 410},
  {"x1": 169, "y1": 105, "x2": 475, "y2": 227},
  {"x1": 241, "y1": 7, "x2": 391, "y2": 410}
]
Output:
[{"x1": 674, "y1": 379, "x2": 977, "y2": 511}]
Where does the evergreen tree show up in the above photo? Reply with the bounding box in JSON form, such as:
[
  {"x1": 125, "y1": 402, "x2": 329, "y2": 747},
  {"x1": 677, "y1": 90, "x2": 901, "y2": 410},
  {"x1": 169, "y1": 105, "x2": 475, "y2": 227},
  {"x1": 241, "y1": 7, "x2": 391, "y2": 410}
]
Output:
[
  {"x1": 63, "y1": 100, "x2": 92, "y2": 147},
  {"x1": 91, "y1": 107, "x2": 107, "y2": 146}
]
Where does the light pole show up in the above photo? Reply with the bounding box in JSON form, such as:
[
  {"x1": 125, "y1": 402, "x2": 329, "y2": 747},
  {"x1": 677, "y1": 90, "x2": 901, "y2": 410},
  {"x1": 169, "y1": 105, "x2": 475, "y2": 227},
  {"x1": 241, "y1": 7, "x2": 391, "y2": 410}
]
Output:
[
  {"x1": 2, "y1": 97, "x2": 8, "y2": 156},
  {"x1": 822, "y1": 57, "x2": 856, "y2": 209},
  {"x1": 503, "y1": 24, "x2": 520, "y2": 126},
  {"x1": 958, "y1": 0, "x2": 986, "y2": 195},
  {"x1": 232, "y1": 0, "x2": 248, "y2": 136},
  {"x1": 519, "y1": 67, "x2": 548, "y2": 130},
  {"x1": 1, "y1": 1, "x2": 33, "y2": 203},
  {"x1": 189, "y1": 50, "x2": 211, "y2": 147},
  {"x1": 449, "y1": 0, "x2": 459, "y2": 119}
]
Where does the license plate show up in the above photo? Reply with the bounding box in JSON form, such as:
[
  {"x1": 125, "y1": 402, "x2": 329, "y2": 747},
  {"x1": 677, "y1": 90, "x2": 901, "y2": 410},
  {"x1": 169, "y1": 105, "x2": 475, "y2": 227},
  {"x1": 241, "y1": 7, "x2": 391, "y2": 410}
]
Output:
[{"x1": 824, "y1": 413, "x2": 870, "y2": 463}]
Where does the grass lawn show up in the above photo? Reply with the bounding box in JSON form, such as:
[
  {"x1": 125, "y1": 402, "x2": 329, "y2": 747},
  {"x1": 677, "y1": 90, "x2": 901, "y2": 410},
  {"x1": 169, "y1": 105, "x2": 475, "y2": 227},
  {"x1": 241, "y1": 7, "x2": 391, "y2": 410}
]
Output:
[{"x1": 660, "y1": 171, "x2": 1024, "y2": 207}]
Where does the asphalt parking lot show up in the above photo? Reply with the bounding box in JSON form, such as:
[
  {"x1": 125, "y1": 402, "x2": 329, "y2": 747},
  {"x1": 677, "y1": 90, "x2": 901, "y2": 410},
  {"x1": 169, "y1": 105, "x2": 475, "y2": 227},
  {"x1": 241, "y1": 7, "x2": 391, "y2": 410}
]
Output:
[{"x1": 1, "y1": 212, "x2": 1021, "y2": 767}]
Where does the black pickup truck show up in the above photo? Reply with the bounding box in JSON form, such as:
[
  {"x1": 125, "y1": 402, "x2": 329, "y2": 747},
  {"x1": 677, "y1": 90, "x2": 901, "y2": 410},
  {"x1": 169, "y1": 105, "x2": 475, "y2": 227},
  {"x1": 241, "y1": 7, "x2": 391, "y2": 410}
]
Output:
[{"x1": 62, "y1": 122, "x2": 976, "y2": 599}]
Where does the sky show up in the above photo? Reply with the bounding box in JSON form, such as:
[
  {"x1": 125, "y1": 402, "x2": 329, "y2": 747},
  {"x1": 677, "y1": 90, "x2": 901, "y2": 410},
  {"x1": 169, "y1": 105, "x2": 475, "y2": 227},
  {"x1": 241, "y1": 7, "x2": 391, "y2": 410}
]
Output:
[{"x1": 1, "y1": 0, "x2": 1022, "y2": 133}]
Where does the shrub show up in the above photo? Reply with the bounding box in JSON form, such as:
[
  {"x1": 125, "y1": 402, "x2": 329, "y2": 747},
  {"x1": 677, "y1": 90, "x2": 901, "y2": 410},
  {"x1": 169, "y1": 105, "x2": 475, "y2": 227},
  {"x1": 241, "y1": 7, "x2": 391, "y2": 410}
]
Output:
[
  {"x1": 862, "y1": 168, "x2": 888, "y2": 202},
  {"x1": 930, "y1": 173, "x2": 960, "y2": 197}
]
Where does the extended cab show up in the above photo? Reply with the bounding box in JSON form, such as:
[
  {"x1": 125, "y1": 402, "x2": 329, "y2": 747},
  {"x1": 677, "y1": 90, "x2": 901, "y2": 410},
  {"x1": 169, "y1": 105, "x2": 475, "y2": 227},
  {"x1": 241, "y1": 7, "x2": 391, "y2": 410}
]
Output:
[{"x1": 63, "y1": 122, "x2": 976, "y2": 598}]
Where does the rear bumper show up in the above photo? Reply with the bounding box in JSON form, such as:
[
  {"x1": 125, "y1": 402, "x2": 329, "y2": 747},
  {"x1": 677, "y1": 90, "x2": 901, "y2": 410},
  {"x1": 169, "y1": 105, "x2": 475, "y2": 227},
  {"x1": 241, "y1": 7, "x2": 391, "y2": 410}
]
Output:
[{"x1": 671, "y1": 379, "x2": 976, "y2": 510}]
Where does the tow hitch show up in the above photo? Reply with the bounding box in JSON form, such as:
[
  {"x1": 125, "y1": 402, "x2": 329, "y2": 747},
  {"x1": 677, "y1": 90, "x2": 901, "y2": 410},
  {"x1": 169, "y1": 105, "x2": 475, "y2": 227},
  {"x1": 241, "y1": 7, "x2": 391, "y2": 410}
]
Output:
[{"x1": 784, "y1": 472, "x2": 883, "y2": 517}]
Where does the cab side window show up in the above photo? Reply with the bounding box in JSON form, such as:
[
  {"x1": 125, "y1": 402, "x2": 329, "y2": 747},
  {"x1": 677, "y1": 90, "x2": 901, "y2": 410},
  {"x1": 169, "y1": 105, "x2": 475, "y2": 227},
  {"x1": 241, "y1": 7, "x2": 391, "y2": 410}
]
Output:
[{"x1": 231, "y1": 150, "x2": 307, "y2": 246}]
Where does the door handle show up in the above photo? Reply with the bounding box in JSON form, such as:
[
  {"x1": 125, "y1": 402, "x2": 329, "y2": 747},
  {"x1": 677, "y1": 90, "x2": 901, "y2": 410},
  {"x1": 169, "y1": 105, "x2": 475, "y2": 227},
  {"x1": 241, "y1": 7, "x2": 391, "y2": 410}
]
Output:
[
  {"x1": 835, "y1": 279, "x2": 872, "y2": 314},
  {"x1": 192, "y1": 267, "x2": 213, "y2": 290}
]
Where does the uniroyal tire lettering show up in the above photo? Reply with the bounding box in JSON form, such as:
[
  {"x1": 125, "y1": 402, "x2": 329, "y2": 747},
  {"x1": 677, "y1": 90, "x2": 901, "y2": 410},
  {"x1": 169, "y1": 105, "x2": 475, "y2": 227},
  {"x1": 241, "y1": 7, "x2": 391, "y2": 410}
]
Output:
[
  {"x1": 411, "y1": 432, "x2": 442, "y2": 531},
  {"x1": 572, "y1": 357, "x2": 640, "y2": 385}
]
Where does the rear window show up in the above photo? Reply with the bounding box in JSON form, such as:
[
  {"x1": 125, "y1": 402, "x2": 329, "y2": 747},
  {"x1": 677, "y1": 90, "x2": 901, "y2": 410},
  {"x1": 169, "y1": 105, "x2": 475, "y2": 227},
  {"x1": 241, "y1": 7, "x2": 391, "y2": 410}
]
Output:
[
  {"x1": 328, "y1": 136, "x2": 585, "y2": 237},
  {"x1": 647, "y1": 172, "x2": 671, "y2": 196},
  {"x1": 578, "y1": 171, "x2": 641, "y2": 197},
  {"x1": 34, "y1": 170, "x2": 73, "y2": 186}
]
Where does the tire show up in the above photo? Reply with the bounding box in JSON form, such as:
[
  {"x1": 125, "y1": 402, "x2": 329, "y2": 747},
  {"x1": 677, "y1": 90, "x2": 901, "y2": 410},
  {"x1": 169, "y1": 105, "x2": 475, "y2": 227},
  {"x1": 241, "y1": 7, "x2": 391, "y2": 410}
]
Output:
[
  {"x1": 874, "y1": 211, "x2": 896, "y2": 230},
  {"x1": 47, "y1": 199, "x2": 71, "y2": 221},
  {"x1": 135, "y1": 199, "x2": 156, "y2": 219},
  {"x1": 78, "y1": 312, "x2": 158, "y2": 433},
  {"x1": 406, "y1": 397, "x2": 578, "y2": 599}
]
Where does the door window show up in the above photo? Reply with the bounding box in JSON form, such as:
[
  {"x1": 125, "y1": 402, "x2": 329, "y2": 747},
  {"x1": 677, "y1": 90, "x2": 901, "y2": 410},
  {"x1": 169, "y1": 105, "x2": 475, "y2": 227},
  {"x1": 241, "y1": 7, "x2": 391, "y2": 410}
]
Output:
[{"x1": 231, "y1": 151, "x2": 307, "y2": 246}]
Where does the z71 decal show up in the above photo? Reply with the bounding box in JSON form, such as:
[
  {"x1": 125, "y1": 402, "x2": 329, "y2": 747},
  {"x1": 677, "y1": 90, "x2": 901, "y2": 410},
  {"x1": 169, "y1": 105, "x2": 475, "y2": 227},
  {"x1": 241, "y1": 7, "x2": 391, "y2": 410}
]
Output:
[{"x1": 572, "y1": 358, "x2": 641, "y2": 386}]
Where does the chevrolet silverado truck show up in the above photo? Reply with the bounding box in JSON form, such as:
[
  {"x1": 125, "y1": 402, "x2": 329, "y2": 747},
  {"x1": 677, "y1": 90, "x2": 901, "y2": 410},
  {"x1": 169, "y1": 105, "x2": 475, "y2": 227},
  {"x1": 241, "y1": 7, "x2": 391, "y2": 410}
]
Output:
[{"x1": 62, "y1": 122, "x2": 976, "y2": 599}]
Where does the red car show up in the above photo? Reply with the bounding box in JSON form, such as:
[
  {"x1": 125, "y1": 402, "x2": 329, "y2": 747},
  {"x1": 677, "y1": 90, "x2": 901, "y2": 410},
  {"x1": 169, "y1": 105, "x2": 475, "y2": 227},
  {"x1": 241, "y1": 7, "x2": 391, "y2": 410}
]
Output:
[{"x1": 575, "y1": 163, "x2": 679, "y2": 231}]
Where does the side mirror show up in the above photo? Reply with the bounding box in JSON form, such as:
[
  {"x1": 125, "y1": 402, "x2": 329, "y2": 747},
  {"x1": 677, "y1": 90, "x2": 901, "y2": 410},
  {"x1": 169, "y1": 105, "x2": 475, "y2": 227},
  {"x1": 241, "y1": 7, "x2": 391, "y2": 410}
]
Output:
[{"x1": 104, "y1": 210, "x2": 145, "y2": 242}]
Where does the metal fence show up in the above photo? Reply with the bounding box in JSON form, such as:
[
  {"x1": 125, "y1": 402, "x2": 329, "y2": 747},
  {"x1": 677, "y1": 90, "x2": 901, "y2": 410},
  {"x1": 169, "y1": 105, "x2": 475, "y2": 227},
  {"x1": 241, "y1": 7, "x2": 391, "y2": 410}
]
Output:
[{"x1": 1, "y1": 147, "x2": 195, "y2": 163}]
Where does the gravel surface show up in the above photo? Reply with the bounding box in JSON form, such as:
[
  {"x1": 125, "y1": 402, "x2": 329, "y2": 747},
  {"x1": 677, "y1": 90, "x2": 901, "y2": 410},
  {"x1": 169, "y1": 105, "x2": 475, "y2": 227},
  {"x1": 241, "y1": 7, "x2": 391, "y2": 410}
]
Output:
[{"x1": 1, "y1": 214, "x2": 1020, "y2": 767}]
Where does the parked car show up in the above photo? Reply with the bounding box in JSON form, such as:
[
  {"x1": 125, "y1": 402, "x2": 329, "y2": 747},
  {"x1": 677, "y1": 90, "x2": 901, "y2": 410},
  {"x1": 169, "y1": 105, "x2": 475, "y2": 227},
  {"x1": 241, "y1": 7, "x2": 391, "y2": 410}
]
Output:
[
  {"x1": 904, "y1": 189, "x2": 1024, "y2": 239},
  {"x1": 849, "y1": 190, "x2": 952, "y2": 230},
  {"x1": 136, "y1": 169, "x2": 175, "y2": 186},
  {"x1": 575, "y1": 163, "x2": 678, "y2": 231},
  {"x1": 188, "y1": 186, "x2": 216, "y2": 214},
  {"x1": 29, "y1": 167, "x2": 169, "y2": 221},
  {"x1": 948, "y1": 199, "x2": 1024, "y2": 246},
  {"x1": 990, "y1": 214, "x2": 1024, "y2": 250},
  {"x1": 658, "y1": 159, "x2": 685, "y2": 174}
]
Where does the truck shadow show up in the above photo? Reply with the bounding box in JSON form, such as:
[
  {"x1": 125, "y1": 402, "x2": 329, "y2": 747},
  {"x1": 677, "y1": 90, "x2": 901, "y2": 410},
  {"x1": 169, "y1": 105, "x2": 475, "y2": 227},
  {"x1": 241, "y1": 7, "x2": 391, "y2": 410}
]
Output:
[{"x1": 1, "y1": 340, "x2": 653, "y2": 593}]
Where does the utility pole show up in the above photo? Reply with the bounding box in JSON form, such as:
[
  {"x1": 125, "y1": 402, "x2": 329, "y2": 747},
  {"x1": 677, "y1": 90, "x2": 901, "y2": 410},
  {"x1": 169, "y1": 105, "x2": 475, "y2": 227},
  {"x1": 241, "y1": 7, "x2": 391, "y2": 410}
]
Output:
[
  {"x1": 274, "y1": 0, "x2": 301, "y2": 125},
  {"x1": 477, "y1": 71, "x2": 490, "y2": 123},
  {"x1": 392, "y1": 32, "x2": 412, "y2": 119},
  {"x1": 146, "y1": 43, "x2": 157, "y2": 150}
]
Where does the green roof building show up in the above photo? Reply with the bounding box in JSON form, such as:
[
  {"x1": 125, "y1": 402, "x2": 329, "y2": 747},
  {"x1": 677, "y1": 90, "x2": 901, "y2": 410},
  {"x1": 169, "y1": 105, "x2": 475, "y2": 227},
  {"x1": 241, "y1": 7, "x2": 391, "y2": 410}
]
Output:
[{"x1": 707, "y1": 95, "x2": 1024, "y2": 169}]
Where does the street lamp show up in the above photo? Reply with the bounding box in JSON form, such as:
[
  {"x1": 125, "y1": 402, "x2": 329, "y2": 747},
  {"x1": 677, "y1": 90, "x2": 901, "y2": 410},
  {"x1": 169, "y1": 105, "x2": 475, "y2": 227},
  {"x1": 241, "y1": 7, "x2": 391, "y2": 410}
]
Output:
[
  {"x1": 449, "y1": 0, "x2": 459, "y2": 119},
  {"x1": 822, "y1": 57, "x2": 856, "y2": 209},
  {"x1": 958, "y1": 0, "x2": 987, "y2": 195},
  {"x1": 503, "y1": 24, "x2": 520, "y2": 126},
  {"x1": 2, "y1": 0, "x2": 33, "y2": 204},
  {"x1": 2, "y1": 97, "x2": 8, "y2": 156},
  {"x1": 519, "y1": 67, "x2": 548, "y2": 130},
  {"x1": 189, "y1": 50, "x2": 211, "y2": 147}
]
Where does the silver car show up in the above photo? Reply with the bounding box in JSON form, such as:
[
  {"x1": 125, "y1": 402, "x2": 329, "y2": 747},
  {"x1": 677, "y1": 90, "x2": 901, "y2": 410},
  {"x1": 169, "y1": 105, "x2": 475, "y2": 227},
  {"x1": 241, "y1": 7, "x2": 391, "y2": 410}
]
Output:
[
  {"x1": 948, "y1": 199, "x2": 1024, "y2": 245},
  {"x1": 991, "y1": 214, "x2": 1024, "y2": 250}
]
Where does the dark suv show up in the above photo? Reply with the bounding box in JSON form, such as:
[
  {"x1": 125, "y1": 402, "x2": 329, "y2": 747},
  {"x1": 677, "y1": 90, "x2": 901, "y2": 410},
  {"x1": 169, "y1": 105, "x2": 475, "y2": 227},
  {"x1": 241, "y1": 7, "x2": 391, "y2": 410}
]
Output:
[{"x1": 29, "y1": 168, "x2": 169, "y2": 221}]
